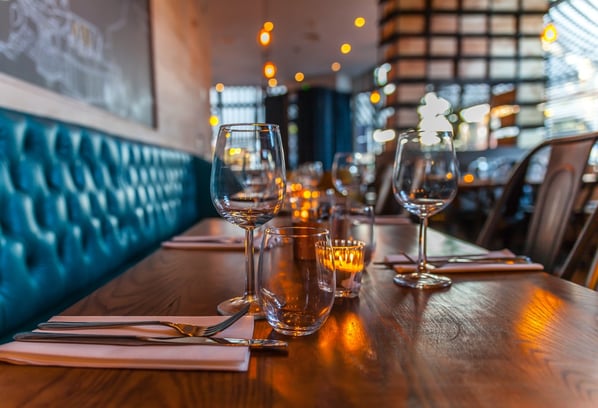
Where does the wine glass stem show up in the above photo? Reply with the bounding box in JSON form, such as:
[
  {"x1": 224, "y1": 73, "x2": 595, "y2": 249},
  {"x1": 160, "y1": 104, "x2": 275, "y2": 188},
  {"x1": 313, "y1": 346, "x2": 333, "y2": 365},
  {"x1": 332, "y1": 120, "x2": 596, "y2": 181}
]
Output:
[
  {"x1": 244, "y1": 227, "x2": 256, "y2": 301},
  {"x1": 416, "y1": 216, "x2": 429, "y2": 274}
]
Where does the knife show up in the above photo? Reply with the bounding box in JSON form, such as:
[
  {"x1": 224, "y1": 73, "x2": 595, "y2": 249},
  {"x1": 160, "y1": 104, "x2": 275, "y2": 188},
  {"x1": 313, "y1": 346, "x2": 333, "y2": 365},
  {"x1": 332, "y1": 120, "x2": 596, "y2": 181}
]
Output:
[
  {"x1": 374, "y1": 255, "x2": 531, "y2": 268},
  {"x1": 170, "y1": 236, "x2": 244, "y2": 243},
  {"x1": 14, "y1": 332, "x2": 288, "y2": 350}
]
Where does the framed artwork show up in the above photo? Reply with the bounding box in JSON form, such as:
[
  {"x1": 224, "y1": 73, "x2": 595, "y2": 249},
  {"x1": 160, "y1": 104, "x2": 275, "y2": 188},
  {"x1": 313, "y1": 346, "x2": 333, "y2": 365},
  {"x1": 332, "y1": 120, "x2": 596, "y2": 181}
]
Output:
[{"x1": 0, "y1": 0, "x2": 155, "y2": 127}]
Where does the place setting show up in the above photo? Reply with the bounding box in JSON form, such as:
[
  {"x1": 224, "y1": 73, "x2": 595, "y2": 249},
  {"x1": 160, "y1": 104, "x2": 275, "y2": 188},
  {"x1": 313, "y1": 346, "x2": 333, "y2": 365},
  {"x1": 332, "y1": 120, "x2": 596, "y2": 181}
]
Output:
[
  {"x1": 0, "y1": 126, "x2": 544, "y2": 376},
  {"x1": 377, "y1": 249, "x2": 543, "y2": 273},
  {"x1": 0, "y1": 123, "x2": 291, "y2": 373},
  {"x1": 375, "y1": 129, "x2": 544, "y2": 286},
  {"x1": 0, "y1": 305, "x2": 288, "y2": 372}
]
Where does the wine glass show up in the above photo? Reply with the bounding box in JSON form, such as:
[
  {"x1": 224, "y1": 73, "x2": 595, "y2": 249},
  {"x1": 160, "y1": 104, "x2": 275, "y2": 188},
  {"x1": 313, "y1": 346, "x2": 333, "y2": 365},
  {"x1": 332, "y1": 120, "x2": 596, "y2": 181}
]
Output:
[
  {"x1": 331, "y1": 152, "x2": 375, "y2": 203},
  {"x1": 295, "y1": 161, "x2": 324, "y2": 189},
  {"x1": 210, "y1": 123, "x2": 286, "y2": 317},
  {"x1": 392, "y1": 129, "x2": 459, "y2": 289}
]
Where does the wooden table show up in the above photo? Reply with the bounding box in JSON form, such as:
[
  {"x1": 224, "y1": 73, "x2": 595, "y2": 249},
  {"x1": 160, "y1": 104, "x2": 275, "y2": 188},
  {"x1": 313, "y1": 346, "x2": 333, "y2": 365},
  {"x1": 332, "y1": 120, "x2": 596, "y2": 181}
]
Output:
[{"x1": 1, "y1": 218, "x2": 597, "y2": 407}]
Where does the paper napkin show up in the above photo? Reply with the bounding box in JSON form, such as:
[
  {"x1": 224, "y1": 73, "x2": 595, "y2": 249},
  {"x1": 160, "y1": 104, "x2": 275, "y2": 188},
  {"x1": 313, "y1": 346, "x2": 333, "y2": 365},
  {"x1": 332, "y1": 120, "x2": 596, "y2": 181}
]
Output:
[{"x1": 385, "y1": 249, "x2": 544, "y2": 273}]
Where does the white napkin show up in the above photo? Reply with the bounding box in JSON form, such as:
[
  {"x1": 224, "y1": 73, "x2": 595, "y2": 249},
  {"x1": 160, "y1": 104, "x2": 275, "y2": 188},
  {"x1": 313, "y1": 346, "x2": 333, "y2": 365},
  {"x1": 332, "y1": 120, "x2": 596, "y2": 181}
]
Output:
[
  {"x1": 0, "y1": 315, "x2": 254, "y2": 371},
  {"x1": 161, "y1": 235, "x2": 246, "y2": 250},
  {"x1": 385, "y1": 249, "x2": 544, "y2": 273}
]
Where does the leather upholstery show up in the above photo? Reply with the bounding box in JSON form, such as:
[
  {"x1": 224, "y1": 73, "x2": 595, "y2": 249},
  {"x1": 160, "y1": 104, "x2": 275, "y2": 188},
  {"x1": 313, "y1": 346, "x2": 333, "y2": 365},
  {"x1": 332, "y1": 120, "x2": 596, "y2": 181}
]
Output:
[{"x1": 0, "y1": 107, "x2": 215, "y2": 338}]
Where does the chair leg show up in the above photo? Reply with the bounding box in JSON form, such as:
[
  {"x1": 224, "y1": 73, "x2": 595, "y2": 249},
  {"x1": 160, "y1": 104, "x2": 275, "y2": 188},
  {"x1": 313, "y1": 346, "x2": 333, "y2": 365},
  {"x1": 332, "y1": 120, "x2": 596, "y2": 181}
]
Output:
[
  {"x1": 557, "y1": 203, "x2": 598, "y2": 280},
  {"x1": 585, "y1": 250, "x2": 598, "y2": 290}
]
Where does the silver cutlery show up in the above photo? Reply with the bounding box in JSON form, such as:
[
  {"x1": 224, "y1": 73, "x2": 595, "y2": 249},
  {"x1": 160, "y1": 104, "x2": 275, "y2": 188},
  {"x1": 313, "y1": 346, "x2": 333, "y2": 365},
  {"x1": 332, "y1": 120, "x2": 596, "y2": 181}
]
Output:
[
  {"x1": 425, "y1": 255, "x2": 532, "y2": 269},
  {"x1": 13, "y1": 332, "x2": 288, "y2": 350},
  {"x1": 37, "y1": 304, "x2": 249, "y2": 337},
  {"x1": 170, "y1": 236, "x2": 244, "y2": 244},
  {"x1": 374, "y1": 255, "x2": 532, "y2": 269}
]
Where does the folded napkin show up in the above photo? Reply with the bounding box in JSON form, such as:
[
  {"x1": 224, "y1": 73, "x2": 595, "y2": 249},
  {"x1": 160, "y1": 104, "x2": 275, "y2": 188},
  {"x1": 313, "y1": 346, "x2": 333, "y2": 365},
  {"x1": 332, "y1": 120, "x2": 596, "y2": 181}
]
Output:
[
  {"x1": 0, "y1": 315, "x2": 254, "y2": 371},
  {"x1": 385, "y1": 249, "x2": 544, "y2": 273},
  {"x1": 374, "y1": 215, "x2": 412, "y2": 225},
  {"x1": 161, "y1": 235, "x2": 246, "y2": 250}
]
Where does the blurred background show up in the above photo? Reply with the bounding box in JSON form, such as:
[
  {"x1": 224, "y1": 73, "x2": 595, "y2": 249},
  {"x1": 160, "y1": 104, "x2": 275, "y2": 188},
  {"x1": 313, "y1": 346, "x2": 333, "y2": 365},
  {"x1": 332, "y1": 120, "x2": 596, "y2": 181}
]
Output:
[{"x1": 206, "y1": 0, "x2": 598, "y2": 243}]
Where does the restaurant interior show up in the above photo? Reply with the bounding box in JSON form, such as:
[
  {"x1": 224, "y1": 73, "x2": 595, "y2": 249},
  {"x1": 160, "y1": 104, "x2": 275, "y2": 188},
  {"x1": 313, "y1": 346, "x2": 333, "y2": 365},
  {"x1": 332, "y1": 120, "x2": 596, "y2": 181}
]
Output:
[
  {"x1": 0, "y1": 0, "x2": 597, "y2": 406},
  {"x1": 208, "y1": 0, "x2": 598, "y2": 285}
]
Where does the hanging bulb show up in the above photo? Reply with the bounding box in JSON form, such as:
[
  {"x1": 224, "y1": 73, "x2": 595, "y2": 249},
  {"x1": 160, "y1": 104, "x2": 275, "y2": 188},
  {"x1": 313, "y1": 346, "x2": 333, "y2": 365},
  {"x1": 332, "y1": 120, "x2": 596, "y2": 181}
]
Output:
[
  {"x1": 258, "y1": 28, "x2": 271, "y2": 46},
  {"x1": 263, "y1": 61, "x2": 277, "y2": 79},
  {"x1": 541, "y1": 22, "x2": 557, "y2": 44}
]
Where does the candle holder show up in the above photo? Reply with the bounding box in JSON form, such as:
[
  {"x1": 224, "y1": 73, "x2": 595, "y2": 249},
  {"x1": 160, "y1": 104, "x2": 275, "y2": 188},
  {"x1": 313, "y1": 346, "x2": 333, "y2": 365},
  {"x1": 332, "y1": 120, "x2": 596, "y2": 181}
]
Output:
[{"x1": 330, "y1": 239, "x2": 365, "y2": 298}]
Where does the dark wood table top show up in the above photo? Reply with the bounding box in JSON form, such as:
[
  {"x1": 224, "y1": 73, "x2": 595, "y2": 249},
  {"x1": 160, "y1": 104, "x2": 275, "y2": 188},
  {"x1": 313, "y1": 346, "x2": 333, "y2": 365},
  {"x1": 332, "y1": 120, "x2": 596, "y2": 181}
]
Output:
[{"x1": 1, "y1": 218, "x2": 597, "y2": 407}]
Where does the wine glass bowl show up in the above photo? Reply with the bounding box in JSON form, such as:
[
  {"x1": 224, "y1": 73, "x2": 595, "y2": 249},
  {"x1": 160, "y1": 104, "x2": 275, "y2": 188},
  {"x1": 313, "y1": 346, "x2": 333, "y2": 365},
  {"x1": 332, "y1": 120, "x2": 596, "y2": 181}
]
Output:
[
  {"x1": 210, "y1": 123, "x2": 286, "y2": 316},
  {"x1": 332, "y1": 152, "x2": 375, "y2": 201},
  {"x1": 295, "y1": 161, "x2": 324, "y2": 189},
  {"x1": 392, "y1": 129, "x2": 459, "y2": 289}
]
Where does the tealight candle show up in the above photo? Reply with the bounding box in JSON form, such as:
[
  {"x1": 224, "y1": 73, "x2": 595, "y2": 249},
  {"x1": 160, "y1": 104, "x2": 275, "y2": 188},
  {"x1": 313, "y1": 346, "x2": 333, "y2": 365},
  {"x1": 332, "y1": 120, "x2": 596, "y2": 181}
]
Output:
[{"x1": 331, "y1": 239, "x2": 365, "y2": 298}]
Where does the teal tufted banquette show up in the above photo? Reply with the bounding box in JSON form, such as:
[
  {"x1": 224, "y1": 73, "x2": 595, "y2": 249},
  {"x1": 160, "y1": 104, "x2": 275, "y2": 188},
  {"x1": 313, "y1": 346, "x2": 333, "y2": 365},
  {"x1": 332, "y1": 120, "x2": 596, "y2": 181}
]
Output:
[{"x1": 0, "y1": 107, "x2": 216, "y2": 339}]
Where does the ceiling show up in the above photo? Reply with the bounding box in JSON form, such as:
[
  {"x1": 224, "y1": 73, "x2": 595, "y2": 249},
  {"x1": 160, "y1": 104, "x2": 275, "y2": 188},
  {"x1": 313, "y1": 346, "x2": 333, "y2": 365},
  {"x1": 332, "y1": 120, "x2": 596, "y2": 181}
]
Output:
[{"x1": 204, "y1": 0, "x2": 379, "y2": 87}]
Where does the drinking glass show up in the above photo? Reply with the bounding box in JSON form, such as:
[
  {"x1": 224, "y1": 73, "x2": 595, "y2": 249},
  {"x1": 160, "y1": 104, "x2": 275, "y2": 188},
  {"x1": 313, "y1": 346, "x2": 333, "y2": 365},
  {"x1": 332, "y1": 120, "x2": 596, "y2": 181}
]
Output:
[
  {"x1": 257, "y1": 226, "x2": 335, "y2": 336},
  {"x1": 210, "y1": 123, "x2": 286, "y2": 316},
  {"x1": 331, "y1": 152, "x2": 375, "y2": 202},
  {"x1": 392, "y1": 129, "x2": 459, "y2": 289}
]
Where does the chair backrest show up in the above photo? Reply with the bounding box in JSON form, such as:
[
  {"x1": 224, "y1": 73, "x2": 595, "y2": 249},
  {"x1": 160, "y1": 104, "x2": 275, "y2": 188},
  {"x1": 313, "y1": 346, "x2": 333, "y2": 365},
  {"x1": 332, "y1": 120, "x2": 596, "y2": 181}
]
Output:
[
  {"x1": 476, "y1": 132, "x2": 598, "y2": 272},
  {"x1": 557, "y1": 203, "x2": 598, "y2": 286}
]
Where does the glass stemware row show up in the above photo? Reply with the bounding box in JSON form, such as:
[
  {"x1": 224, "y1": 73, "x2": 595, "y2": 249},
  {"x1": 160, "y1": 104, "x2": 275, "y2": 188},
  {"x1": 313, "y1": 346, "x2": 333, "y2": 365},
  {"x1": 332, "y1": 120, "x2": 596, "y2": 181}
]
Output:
[{"x1": 210, "y1": 123, "x2": 458, "y2": 322}]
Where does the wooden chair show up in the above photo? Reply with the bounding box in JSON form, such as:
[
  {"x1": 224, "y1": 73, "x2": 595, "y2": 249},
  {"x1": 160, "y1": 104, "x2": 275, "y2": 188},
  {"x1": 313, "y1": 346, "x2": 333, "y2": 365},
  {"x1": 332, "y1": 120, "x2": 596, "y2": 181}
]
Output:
[{"x1": 476, "y1": 132, "x2": 598, "y2": 273}]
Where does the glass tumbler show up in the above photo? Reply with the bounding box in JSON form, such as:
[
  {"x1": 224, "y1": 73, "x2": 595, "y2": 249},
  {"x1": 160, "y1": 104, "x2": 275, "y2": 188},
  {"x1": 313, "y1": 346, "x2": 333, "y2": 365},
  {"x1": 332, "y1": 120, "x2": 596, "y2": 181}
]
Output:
[{"x1": 257, "y1": 226, "x2": 336, "y2": 336}]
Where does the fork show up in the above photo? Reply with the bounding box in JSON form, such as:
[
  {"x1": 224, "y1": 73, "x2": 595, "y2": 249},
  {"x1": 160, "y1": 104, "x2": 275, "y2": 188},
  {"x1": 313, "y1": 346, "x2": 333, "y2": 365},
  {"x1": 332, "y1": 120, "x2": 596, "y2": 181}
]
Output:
[{"x1": 37, "y1": 304, "x2": 250, "y2": 337}]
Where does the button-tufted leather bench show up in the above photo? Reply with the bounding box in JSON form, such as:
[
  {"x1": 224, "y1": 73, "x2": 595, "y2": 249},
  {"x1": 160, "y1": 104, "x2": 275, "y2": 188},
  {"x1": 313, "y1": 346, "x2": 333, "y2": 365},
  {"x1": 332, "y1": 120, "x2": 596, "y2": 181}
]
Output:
[{"x1": 0, "y1": 107, "x2": 216, "y2": 340}]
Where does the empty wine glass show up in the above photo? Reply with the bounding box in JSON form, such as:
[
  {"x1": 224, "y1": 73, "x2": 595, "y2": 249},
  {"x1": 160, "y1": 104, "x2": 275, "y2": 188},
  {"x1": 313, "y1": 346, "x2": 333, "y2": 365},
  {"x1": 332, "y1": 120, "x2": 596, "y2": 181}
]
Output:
[
  {"x1": 210, "y1": 123, "x2": 286, "y2": 317},
  {"x1": 331, "y1": 152, "x2": 375, "y2": 202},
  {"x1": 295, "y1": 161, "x2": 324, "y2": 189},
  {"x1": 392, "y1": 129, "x2": 459, "y2": 289}
]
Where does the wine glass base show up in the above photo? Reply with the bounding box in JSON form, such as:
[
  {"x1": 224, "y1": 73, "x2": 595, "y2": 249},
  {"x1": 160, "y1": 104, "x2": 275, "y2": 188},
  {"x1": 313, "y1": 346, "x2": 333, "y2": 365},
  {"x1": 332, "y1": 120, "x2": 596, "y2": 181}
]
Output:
[
  {"x1": 217, "y1": 296, "x2": 265, "y2": 319},
  {"x1": 393, "y1": 272, "x2": 452, "y2": 289}
]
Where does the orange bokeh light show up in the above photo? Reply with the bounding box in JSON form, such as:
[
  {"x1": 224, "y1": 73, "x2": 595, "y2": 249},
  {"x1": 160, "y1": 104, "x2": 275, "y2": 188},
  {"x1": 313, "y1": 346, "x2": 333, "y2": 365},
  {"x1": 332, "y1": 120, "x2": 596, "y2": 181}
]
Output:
[
  {"x1": 258, "y1": 28, "x2": 271, "y2": 46},
  {"x1": 463, "y1": 173, "x2": 475, "y2": 183},
  {"x1": 263, "y1": 61, "x2": 276, "y2": 79}
]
